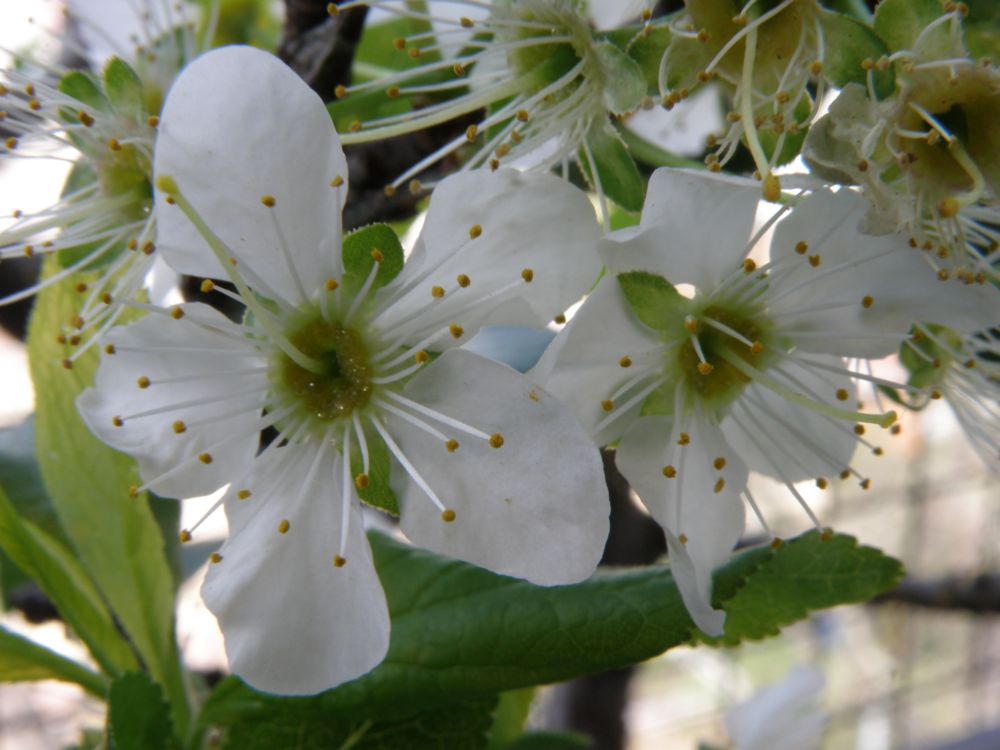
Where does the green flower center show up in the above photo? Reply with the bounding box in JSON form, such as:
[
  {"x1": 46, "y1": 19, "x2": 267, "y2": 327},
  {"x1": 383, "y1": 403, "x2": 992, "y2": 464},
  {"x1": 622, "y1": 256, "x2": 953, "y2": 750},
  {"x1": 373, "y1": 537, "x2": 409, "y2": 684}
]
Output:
[{"x1": 277, "y1": 316, "x2": 373, "y2": 422}]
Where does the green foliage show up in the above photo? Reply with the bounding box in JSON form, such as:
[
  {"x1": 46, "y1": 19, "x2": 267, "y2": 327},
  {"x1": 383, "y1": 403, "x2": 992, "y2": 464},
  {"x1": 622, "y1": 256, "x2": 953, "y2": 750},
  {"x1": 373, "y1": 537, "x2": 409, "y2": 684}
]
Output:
[
  {"x1": 578, "y1": 124, "x2": 646, "y2": 213},
  {"x1": 0, "y1": 485, "x2": 138, "y2": 676},
  {"x1": 873, "y1": 0, "x2": 947, "y2": 55},
  {"x1": 103, "y1": 58, "x2": 145, "y2": 122},
  {"x1": 58, "y1": 71, "x2": 109, "y2": 112},
  {"x1": 342, "y1": 223, "x2": 406, "y2": 293},
  {"x1": 594, "y1": 42, "x2": 646, "y2": 115},
  {"x1": 963, "y1": 0, "x2": 1000, "y2": 62},
  {"x1": 109, "y1": 673, "x2": 175, "y2": 750},
  {"x1": 617, "y1": 271, "x2": 687, "y2": 333},
  {"x1": 820, "y1": 9, "x2": 895, "y2": 99},
  {"x1": 197, "y1": 530, "x2": 900, "y2": 731},
  {"x1": 503, "y1": 733, "x2": 590, "y2": 750},
  {"x1": 603, "y1": 24, "x2": 674, "y2": 94},
  {"x1": 486, "y1": 689, "x2": 534, "y2": 750},
  {"x1": 0, "y1": 625, "x2": 107, "y2": 698},
  {"x1": 350, "y1": 423, "x2": 399, "y2": 517},
  {"x1": 27, "y1": 257, "x2": 189, "y2": 734}
]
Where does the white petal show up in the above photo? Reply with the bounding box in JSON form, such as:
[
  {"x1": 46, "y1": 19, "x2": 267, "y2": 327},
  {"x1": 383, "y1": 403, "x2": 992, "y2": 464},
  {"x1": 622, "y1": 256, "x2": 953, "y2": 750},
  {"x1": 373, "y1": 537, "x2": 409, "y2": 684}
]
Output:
[
  {"x1": 462, "y1": 326, "x2": 554, "y2": 373},
  {"x1": 722, "y1": 357, "x2": 859, "y2": 483},
  {"x1": 202, "y1": 442, "x2": 390, "y2": 695},
  {"x1": 616, "y1": 413, "x2": 746, "y2": 636},
  {"x1": 726, "y1": 666, "x2": 826, "y2": 750},
  {"x1": 602, "y1": 169, "x2": 759, "y2": 289},
  {"x1": 770, "y1": 190, "x2": 1000, "y2": 357},
  {"x1": 588, "y1": 0, "x2": 649, "y2": 29},
  {"x1": 154, "y1": 46, "x2": 348, "y2": 304},
  {"x1": 77, "y1": 303, "x2": 264, "y2": 499},
  {"x1": 532, "y1": 276, "x2": 664, "y2": 446},
  {"x1": 374, "y1": 169, "x2": 602, "y2": 339},
  {"x1": 390, "y1": 349, "x2": 610, "y2": 586}
]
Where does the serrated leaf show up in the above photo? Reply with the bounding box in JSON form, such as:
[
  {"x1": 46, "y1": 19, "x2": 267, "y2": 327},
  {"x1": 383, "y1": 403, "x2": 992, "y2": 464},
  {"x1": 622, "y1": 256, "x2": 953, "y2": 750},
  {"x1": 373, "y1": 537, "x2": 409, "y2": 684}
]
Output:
[
  {"x1": 821, "y1": 9, "x2": 895, "y2": 99},
  {"x1": 595, "y1": 42, "x2": 646, "y2": 115},
  {"x1": 199, "y1": 531, "x2": 897, "y2": 724},
  {"x1": 578, "y1": 124, "x2": 645, "y2": 213},
  {"x1": 342, "y1": 223, "x2": 406, "y2": 294},
  {"x1": 617, "y1": 271, "x2": 687, "y2": 333},
  {"x1": 0, "y1": 484, "x2": 138, "y2": 677},
  {"x1": 708, "y1": 531, "x2": 904, "y2": 645},
  {"x1": 103, "y1": 58, "x2": 144, "y2": 122},
  {"x1": 27, "y1": 257, "x2": 189, "y2": 733},
  {"x1": 350, "y1": 423, "x2": 399, "y2": 516},
  {"x1": 109, "y1": 672, "x2": 174, "y2": 750},
  {"x1": 0, "y1": 625, "x2": 107, "y2": 698}
]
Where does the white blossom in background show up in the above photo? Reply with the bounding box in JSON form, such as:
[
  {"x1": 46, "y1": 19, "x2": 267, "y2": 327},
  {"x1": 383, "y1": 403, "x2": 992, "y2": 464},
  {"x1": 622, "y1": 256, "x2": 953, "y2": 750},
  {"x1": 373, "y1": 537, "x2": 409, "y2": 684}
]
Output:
[
  {"x1": 78, "y1": 46, "x2": 610, "y2": 694},
  {"x1": 534, "y1": 168, "x2": 999, "y2": 634},
  {"x1": 724, "y1": 665, "x2": 826, "y2": 750},
  {"x1": 0, "y1": 0, "x2": 211, "y2": 359}
]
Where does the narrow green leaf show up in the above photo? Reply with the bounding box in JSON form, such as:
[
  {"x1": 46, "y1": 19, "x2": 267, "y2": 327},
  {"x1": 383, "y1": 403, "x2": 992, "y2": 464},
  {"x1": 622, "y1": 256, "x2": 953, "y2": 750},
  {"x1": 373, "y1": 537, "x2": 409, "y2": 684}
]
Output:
[
  {"x1": 108, "y1": 673, "x2": 174, "y2": 750},
  {"x1": 27, "y1": 257, "x2": 189, "y2": 734},
  {"x1": 821, "y1": 9, "x2": 895, "y2": 98},
  {"x1": 57, "y1": 71, "x2": 109, "y2": 112},
  {"x1": 199, "y1": 531, "x2": 899, "y2": 723},
  {"x1": 617, "y1": 271, "x2": 687, "y2": 333},
  {"x1": 578, "y1": 124, "x2": 646, "y2": 213},
  {"x1": 0, "y1": 625, "x2": 108, "y2": 698},
  {"x1": 342, "y1": 223, "x2": 406, "y2": 293},
  {"x1": 0, "y1": 484, "x2": 138, "y2": 677},
  {"x1": 103, "y1": 58, "x2": 144, "y2": 122}
]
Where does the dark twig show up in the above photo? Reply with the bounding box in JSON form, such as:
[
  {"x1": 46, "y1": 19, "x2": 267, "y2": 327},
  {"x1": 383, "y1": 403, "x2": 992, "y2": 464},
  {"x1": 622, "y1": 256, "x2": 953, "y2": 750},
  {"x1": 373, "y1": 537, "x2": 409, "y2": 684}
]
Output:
[{"x1": 874, "y1": 574, "x2": 1000, "y2": 614}]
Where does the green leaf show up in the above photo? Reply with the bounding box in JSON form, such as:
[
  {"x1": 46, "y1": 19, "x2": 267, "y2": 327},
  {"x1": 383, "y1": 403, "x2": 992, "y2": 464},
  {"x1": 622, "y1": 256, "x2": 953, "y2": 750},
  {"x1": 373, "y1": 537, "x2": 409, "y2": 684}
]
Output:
[
  {"x1": 351, "y1": 425, "x2": 399, "y2": 517},
  {"x1": 578, "y1": 124, "x2": 646, "y2": 213},
  {"x1": 58, "y1": 71, "x2": 109, "y2": 112},
  {"x1": 0, "y1": 484, "x2": 138, "y2": 677},
  {"x1": 109, "y1": 673, "x2": 174, "y2": 750},
  {"x1": 342, "y1": 223, "x2": 406, "y2": 293},
  {"x1": 616, "y1": 271, "x2": 687, "y2": 333},
  {"x1": 873, "y1": 0, "x2": 945, "y2": 55},
  {"x1": 603, "y1": 24, "x2": 673, "y2": 94},
  {"x1": 594, "y1": 42, "x2": 646, "y2": 115},
  {"x1": 708, "y1": 531, "x2": 904, "y2": 645},
  {"x1": 503, "y1": 732, "x2": 590, "y2": 750},
  {"x1": 963, "y1": 0, "x2": 1000, "y2": 62},
  {"x1": 27, "y1": 257, "x2": 189, "y2": 734},
  {"x1": 820, "y1": 9, "x2": 895, "y2": 99},
  {"x1": 200, "y1": 531, "x2": 898, "y2": 723},
  {"x1": 204, "y1": 691, "x2": 496, "y2": 750},
  {"x1": 0, "y1": 625, "x2": 107, "y2": 698},
  {"x1": 103, "y1": 58, "x2": 144, "y2": 122}
]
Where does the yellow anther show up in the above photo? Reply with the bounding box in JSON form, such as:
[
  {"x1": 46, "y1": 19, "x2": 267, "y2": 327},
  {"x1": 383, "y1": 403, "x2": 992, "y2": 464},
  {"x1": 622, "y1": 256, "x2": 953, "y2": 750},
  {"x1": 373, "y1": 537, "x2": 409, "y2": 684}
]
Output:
[
  {"x1": 333, "y1": 555, "x2": 346, "y2": 567},
  {"x1": 414, "y1": 350, "x2": 429, "y2": 364},
  {"x1": 386, "y1": 85, "x2": 400, "y2": 98},
  {"x1": 469, "y1": 224, "x2": 482, "y2": 239},
  {"x1": 601, "y1": 399, "x2": 614, "y2": 412},
  {"x1": 937, "y1": 197, "x2": 960, "y2": 218},
  {"x1": 179, "y1": 529, "x2": 191, "y2": 543},
  {"x1": 697, "y1": 362, "x2": 714, "y2": 375},
  {"x1": 127, "y1": 239, "x2": 138, "y2": 251},
  {"x1": 678, "y1": 432, "x2": 690, "y2": 446},
  {"x1": 937, "y1": 269, "x2": 950, "y2": 281},
  {"x1": 489, "y1": 158, "x2": 500, "y2": 171},
  {"x1": 371, "y1": 248, "x2": 384, "y2": 263},
  {"x1": 683, "y1": 316, "x2": 699, "y2": 333},
  {"x1": 112, "y1": 416, "x2": 124, "y2": 427},
  {"x1": 820, "y1": 527, "x2": 834, "y2": 541},
  {"x1": 445, "y1": 439, "x2": 459, "y2": 453},
  {"x1": 128, "y1": 486, "x2": 139, "y2": 498},
  {"x1": 278, "y1": 519, "x2": 290, "y2": 534},
  {"x1": 860, "y1": 478, "x2": 871, "y2": 490},
  {"x1": 453, "y1": 62, "x2": 466, "y2": 77},
  {"x1": 431, "y1": 285, "x2": 445, "y2": 298},
  {"x1": 678, "y1": 533, "x2": 689, "y2": 545},
  {"x1": 460, "y1": 16, "x2": 473, "y2": 27},
  {"x1": 78, "y1": 110, "x2": 94, "y2": 127},
  {"x1": 23, "y1": 245, "x2": 33, "y2": 257},
  {"x1": 839, "y1": 469, "x2": 851, "y2": 480},
  {"x1": 762, "y1": 174, "x2": 781, "y2": 203},
  {"x1": 441, "y1": 509, "x2": 457, "y2": 523},
  {"x1": 808, "y1": 255, "x2": 821, "y2": 267},
  {"x1": 857, "y1": 159, "x2": 869, "y2": 172},
  {"x1": 74, "y1": 282, "x2": 88, "y2": 293},
  {"x1": 743, "y1": 258, "x2": 756, "y2": 273},
  {"x1": 325, "y1": 279, "x2": 339, "y2": 291},
  {"x1": 408, "y1": 47, "x2": 420, "y2": 59},
  {"x1": 495, "y1": 143, "x2": 510, "y2": 158},
  {"x1": 554, "y1": 314, "x2": 567, "y2": 325},
  {"x1": 355, "y1": 473, "x2": 370, "y2": 489},
  {"x1": 210, "y1": 552, "x2": 222, "y2": 564},
  {"x1": 392, "y1": 37, "x2": 406, "y2": 51},
  {"x1": 108, "y1": 138, "x2": 122, "y2": 151},
  {"x1": 713, "y1": 457, "x2": 726, "y2": 470},
  {"x1": 770, "y1": 537, "x2": 784, "y2": 549},
  {"x1": 816, "y1": 478, "x2": 828, "y2": 489},
  {"x1": 861, "y1": 295, "x2": 874, "y2": 308},
  {"x1": 489, "y1": 433, "x2": 504, "y2": 449},
  {"x1": 449, "y1": 324, "x2": 464, "y2": 339},
  {"x1": 853, "y1": 424, "x2": 865, "y2": 436},
  {"x1": 172, "y1": 420, "x2": 187, "y2": 434},
  {"x1": 237, "y1": 489, "x2": 252, "y2": 500},
  {"x1": 696, "y1": 28, "x2": 710, "y2": 43},
  {"x1": 56, "y1": 334, "x2": 67, "y2": 345},
  {"x1": 795, "y1": 241, "x2": 808, "y2": 255},
  {"x1": 170, "y1": 306, "x2": 185, "y2": 320},
  {"x1": 5, "y1": 137, "x2": 18, "y2": 149},
  {"x1": 456, "y1": 274, "x2": 471, "y2": 288},
  {"x1": 137, "y1": 376, "x2": 151, "y2": 389},
  {"x1": 261, "y1": 195, "x2": 276, "y2": 207},
  {"x1": 71, "y1": 315, "x2": 85, "y2": 329},
  {"x1": 619, "y1": 356, "x2": 632, "y2": 368},
  {"x1": 141, "y1": 241, "x2": 155, "y2": 255},
  {"x1": 662, "y1": 465, "x2": 677, "y2": 478},
  {"x1": 930, "y1": 390, "x2": 942, "y2": 400},
  {"x1": 809, "y1": 61, "x2": 823, "y2": 76},
  {"x1": 104, "y1": 344, "x2": 116, "y2": 355},
  {"x1": 327, "y1": 3, "x2": 339, "y2": 15},
  {"x1": 331, "y1": 175, "x2": 344, "y2": 187},
  {"x1": 713, "y1": 477, "x2": 725, "y2": 493},
  {"x1": 836, "y1": 388, "x2": 849, "y2": 401},
  {"x1": 68, "y1": 335, "x2": 80, "y2": 347},
  {"x1": 349, "y1": 120, "x2": 361, "y2": 133},
  {"x1": 147, "y1": 115, "x2": 159, "y2": 127},
  {"x1": 521, "y1": 268, "x2": 534, "y2": 283},
  {"x1": 873, "y1": 446, "x2": 884, "y2": 456},
  {"x1": 198, "y1": 452, "x2": 213, "y2": 464},
  {"x1": 466, "y1": 124, "x2": 478, "y2": 142},
  {"x1": 200, "y1": 279, "x2": 215, "y2": 293},
  {"x1": 890, "y1": 424, "x2": 902, "y2": 436},
  {"x1": 516, "y1": 109, "x2": 529, "y2": 122}
]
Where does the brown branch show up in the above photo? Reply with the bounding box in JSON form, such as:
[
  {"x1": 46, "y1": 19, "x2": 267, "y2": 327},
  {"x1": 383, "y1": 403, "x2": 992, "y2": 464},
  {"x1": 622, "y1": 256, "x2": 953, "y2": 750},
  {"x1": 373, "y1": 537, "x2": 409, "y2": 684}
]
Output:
[
  {"x1": 874, "y1": 574, "x2": 1000, "y2": 614},
  {"x1": 279, "y1": 0, "x2": 368, "y2": 99}
]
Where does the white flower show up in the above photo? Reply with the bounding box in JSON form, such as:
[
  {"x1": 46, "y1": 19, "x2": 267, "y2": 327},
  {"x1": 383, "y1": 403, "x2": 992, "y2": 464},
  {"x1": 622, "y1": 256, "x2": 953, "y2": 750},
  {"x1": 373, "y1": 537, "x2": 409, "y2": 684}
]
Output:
[
  {"x1": 0, "y1": 0, "x2": 209, "y2": 358},
  {"x1": 78, "y1": 46, "x2": 610, "y2": 694},
  {"x1": 724, "y1": 665, "x2": 826, "y2": 750},
  {"x1": 534, "y1": 168, "x2": 1000, "y2": 634},
  {"x1": 331, "y1": 0, "x2": 649, "y2": 211}
]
